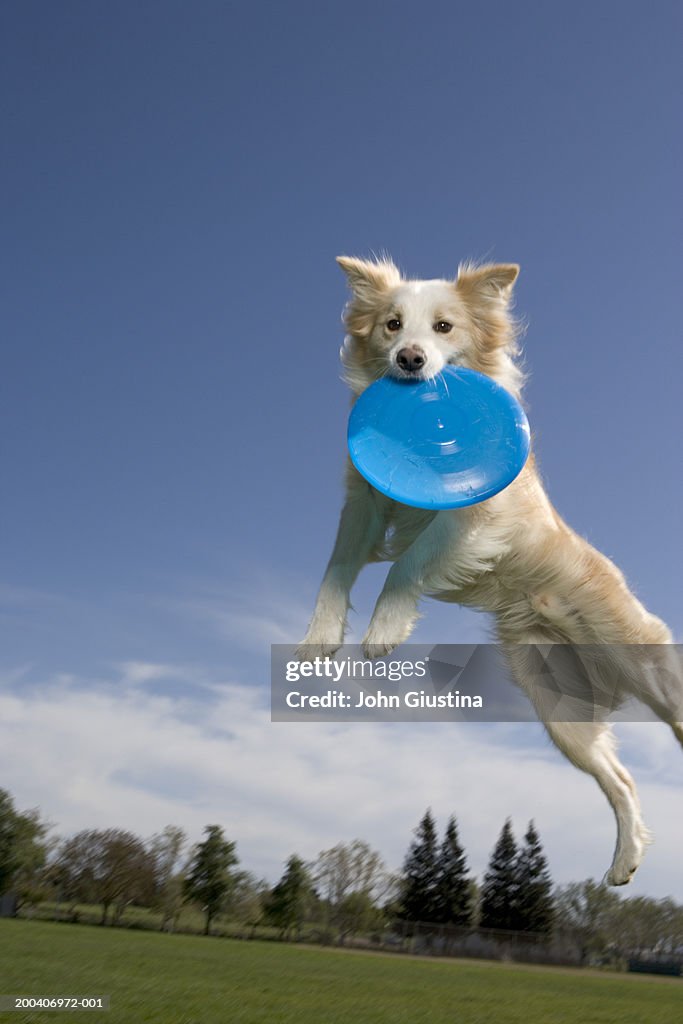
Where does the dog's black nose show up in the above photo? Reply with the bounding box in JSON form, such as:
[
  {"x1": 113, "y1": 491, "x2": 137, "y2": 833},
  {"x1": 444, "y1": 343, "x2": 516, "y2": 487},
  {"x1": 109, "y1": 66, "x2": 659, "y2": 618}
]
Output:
[{"x1": 396, "y1": 346, "x2": 426, "y2": 373}]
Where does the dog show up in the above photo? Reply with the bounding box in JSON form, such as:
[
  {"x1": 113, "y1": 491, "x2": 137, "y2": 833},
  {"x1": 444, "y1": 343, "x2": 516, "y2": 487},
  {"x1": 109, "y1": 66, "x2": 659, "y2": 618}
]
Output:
[{"x1": 298, "y1": 255, "x2": 681, "y2": 886}]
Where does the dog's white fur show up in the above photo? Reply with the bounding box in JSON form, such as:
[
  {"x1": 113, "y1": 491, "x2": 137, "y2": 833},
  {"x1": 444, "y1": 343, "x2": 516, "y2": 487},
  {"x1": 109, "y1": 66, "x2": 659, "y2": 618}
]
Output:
[{"x1": 299, "y1": 255, "x2": 683, "y2": 886}]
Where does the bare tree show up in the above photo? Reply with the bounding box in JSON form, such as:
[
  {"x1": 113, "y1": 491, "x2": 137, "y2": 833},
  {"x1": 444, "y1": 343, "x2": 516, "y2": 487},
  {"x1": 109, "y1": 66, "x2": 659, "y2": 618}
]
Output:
[
  {"x1": 149, "y1": 825, "x2": 187, "y2": 932},
  {"x1": 228, "y1": 871, "x2": 268, "y2": 931},
  {"x1": 314, "y1": 839, "x2": 394, "y2": 943}
]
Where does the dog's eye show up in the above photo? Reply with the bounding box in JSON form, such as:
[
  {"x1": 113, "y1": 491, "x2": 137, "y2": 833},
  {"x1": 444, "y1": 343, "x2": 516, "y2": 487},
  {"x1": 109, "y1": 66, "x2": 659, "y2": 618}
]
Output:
[
  {"x1": 434, "y1": 321, "x2": 453, "y2": 334},
  {"x1": 386, "y1": 318, "x2": 402, "y2": 332}
]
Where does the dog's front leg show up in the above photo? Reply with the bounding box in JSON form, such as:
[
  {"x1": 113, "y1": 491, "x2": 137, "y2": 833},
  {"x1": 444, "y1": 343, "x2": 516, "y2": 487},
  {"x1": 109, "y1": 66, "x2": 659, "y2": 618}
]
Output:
[
  {"x1": 362, "y1": 512, "x2": 452, "y2": 659},
  {"x1": 297, "y1": 479, "x2": 386, "y2": 659}
]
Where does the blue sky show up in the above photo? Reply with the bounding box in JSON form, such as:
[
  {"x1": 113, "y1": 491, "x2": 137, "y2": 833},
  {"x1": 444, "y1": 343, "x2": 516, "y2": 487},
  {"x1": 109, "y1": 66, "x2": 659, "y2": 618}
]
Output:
[{"x1": 2, "y1": 1, "x2": 682, "y2": 898}]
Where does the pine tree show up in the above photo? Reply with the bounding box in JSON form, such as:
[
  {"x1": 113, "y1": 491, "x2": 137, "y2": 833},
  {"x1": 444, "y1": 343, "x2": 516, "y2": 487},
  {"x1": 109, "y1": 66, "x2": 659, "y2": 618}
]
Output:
[
  {"x1": 479, "y1": 819, "x2": 518, "y2": 931},
  {"x1": 434, "y1": 815, "x2": 471, "y2": 926},
  {"x1": 399, "y1": 809, "x2": 439, "y2": 922},
  {"x1": 183, "y1": 825, "x2": 238, "y2": 935},
  {"x1": 514, "y1": 820, "x2": 554, "y2": 934},
  {"x1": 264, "y1": 855, "x2": 314, "y2": 938}
]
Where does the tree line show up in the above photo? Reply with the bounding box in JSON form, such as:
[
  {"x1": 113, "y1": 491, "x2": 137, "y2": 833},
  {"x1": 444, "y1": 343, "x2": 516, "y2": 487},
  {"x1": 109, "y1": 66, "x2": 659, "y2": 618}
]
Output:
[{"x1": 2, "y1": 787, "x2": 682, "y2": 963}]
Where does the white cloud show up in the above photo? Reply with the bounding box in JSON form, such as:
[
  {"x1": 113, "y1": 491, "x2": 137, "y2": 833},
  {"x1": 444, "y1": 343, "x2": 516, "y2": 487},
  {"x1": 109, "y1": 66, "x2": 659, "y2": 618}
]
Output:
[
  {"x1": 1, "y1": 665, "x2": 681, "y2": 899},
  {"x1": 118, "y1": 662, "x2": 181, "y2": 685},
  {"x1": 162, "y1": 575, "x2": 314, "y2": 651}
]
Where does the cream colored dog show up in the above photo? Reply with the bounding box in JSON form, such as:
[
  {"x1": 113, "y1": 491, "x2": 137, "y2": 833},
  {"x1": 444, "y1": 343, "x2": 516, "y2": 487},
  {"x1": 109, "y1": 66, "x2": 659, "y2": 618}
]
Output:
[{"x1": 299, "y1": 255, "x2": 682, "y2": 885}]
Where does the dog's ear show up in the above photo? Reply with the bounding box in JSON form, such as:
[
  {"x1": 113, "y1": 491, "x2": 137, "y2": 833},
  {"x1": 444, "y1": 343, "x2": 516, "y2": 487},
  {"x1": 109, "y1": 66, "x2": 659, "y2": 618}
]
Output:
[
  {"x1": 456, "y1": 263, "x2": 519, "y2": 303},
  {"x1": 337, "y1": 256, "x2": 402, "y2": 339},
  {"x1": 336, "y1": 256, "x2": 401, "y2": 301},
  {"x1": 455, "y1": 263, "x2": 521, "y2": 358}
]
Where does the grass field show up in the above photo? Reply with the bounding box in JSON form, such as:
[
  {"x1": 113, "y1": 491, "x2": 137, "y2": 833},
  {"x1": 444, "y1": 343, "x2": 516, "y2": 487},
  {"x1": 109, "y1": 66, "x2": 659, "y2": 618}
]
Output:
[{"x1": 0, "y1": 919, "x2": 680, "y2": 1024}]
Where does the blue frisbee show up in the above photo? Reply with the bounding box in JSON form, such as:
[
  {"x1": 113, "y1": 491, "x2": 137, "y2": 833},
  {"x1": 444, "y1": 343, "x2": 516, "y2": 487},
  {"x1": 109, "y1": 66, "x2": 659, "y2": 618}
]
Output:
[{"x1": 347, "y1": 366, "x2": 530, "y2": 509}]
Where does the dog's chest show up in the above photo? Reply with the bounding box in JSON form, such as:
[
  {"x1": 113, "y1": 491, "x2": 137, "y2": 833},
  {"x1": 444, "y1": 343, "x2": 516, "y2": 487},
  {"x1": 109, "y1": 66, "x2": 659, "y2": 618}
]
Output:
[
  {"x1": 380, "y1": 502, "x2": 436, "y2": 560},
  {"x1": 380, "y1": 501, "x2": 479, "y2": 560},
  {"x1": 379, "y1": 497, "x2": 515, "y2": 601}
]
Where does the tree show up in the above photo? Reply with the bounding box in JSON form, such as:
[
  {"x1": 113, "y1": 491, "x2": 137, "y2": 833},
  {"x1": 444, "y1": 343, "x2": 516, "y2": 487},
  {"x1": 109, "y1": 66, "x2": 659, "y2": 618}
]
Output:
[
  {"x1": 55, "y1": 828, "x2": 156, "y2": 925},
  {"x1": 101, "y1": 829, "x2": 156, "y2": 925},
  {"x1": 227, "y1": 871, "x2": 268, "y2": 929},
  {"x1": 314, "y1": 839, "x2": 392, "y2": 942},
  {"x1": 399, "y1": 810, "x2": 440, "y2": 923},
  {"x1": 434, "y1": 816, "x2": 471, "y2": 926},
  {"x1": 149, "y1": 825, "x2": 187, "y2": 932},
  {"x1": 479, "y1": 819, "x2": 518, "y2": 931},
  {"x1": 554, "y1": 887, "x2": 683, "y2": 964},
  {"x1": 514, "y1": 821, "x2": 554, "y2": 934},
  {"x1": 54, "y1": 830, "x2": 101, "y2": 911},
  {"x1": 183, "y1": 825, "x2": 239, "y2": 936},
  {"x1": 609, "y1": 895, "x2": 664, "y2": 957},
  {"x1": 0, "y1": 790, "x2": 20, "y2": 895},
  {"x1": 554, "y1": 879, "x2": 622, "y2": 964},
  {"x1": 335, "y1": 890, "x2": 386, "y2": 940},
  {"x1": 0, "y1": 790, "x2": 51, "y2": 906},
  {"x1": 635, "y1": 897, "x2": 683, "y2": 957},
  {"x1": 264, "y1": 855, "x2": 315, "y2": 939}
]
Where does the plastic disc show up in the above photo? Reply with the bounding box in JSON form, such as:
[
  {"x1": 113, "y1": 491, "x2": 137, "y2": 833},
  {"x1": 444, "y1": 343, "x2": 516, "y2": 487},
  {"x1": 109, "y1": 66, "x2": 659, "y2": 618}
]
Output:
[{"x1": 347, "y1": 366, "x2": 530, "y2": 509}]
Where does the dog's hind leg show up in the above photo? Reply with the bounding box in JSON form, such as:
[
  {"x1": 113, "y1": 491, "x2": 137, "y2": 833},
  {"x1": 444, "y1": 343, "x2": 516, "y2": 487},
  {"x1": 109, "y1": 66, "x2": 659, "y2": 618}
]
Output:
[
  {"x1": 620, "y1": 641, "x2": 683, "y2": 750},
  {"x1": 544, "y1": 720, "x2": 648, "y2": 886},
  {"x1": 503, "y1": 638, "x2": 648, "y2": 886}
]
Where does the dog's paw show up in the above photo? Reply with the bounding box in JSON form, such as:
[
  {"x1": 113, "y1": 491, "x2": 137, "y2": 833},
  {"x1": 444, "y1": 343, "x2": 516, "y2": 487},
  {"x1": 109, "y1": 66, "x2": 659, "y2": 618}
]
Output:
[
  {"x1": 362, "y1": 639, "x2": 398, "y2": 660},
  {"x1": 294, "y1": 641, "x2": 342, "y2": 662},
  {"x1": 294, "y1": 613, "x2": 347, "y2": 662},
  {"x1": 362, "y1": 607, "x2": 416, "y2": 660},
  {"x1": 604, "y1": 862, "x2": 638, "y2": 887},
  {"x1": 362, "y1": 624, "x2": 404, "y2": 659},
  {"x1": 294, "y1": 627, "x2": 344, "y2": 662},
  {"x1": 604, "y1": 835, "x2": 647, "y2": 886}
]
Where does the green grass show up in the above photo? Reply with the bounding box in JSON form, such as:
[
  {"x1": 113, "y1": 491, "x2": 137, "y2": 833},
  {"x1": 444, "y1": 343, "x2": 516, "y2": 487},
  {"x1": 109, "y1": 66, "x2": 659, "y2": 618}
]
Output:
[{"x1": 0, "y1": 919, "x2": 679, "y2": 1024}]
